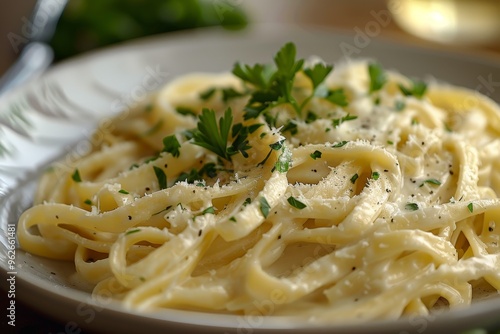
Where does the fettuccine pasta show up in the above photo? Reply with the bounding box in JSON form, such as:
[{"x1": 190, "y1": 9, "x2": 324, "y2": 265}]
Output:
[{"x1": 17, "y1": 43, "x2": 500, "y2": 323}]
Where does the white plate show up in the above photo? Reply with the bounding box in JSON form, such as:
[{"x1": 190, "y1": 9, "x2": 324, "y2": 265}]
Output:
[{"x1": 1, "y1": 23, "x2": 500, "y2": 334}]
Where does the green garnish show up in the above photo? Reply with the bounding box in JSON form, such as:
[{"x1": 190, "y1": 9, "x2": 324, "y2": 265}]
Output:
[
  {"x1": 192, "y1": 108, "x2": 234, "y2": 161},
  {"x1": 200, "y1": 206, "x2": 215, "y2": 215},
  {"x1": 72, "y1": 169, "x2": 82, "y2": 182},
  {"x1": 287, "y1": 196, "x2": 307, "y2": 209},
  {"x1": 199, "y1": 87, "x2": 216, "y2": 100},
  {"x1": 398, "y1": 80, "x2": 427, "y2": 99},
  {"x1": 221, "y1": 87, "x2": 245, "y2": 102},
  {"x1": 153, "y1": 166, "x2": 167, "y2": 190},
  {"x1": 350, "y1": 173, "x2": 359, "y2": 184},
  {"x1": 405, "y1": 203, "x2": 419, "y2": 211},
  {"x1": 125, "y1": 229, "x2": 140, "y2": 235},
  {"x1": 394, "y1": 100, "x2": 406, "y2": 111},
  {"x1": 310, "y1": 150, "x2": 322, "y2": 160},
  {"x1": 372, "y1": 172, "x2": 380, "y2": 180},
  {"x1": 332, "y1": 113, "x2": 358, "y2": 128},
  {"x1": 162, "y1": 135, "x2": 181, "y2": 157},
  {"x1": 420, "y1": 178, "x2": 442, "y2": 187},
  {"x1": 175, "y1": 106, "x2": 197, "y2": 117},
  {"x1": 332, "y1": 141, "x2": 348, "y2": 148},
  {"x1": 467, "y1": 203, "x2": 474, "y2": 213},
  {"x1": 259, "y1": 197, "x2": 271, "y2": 218},
  {"x1": 326, "y1": 88, "x2": 349, "y2": 107},
  {"x1": 305, "y1": 111, "x2": 318, "y2": 123},
  {"x1": 368, "y1": 62, "x2": 387, "y2": 93},
  {"x1": 303, "y1": 62, "x2": 333, "y2": 89},
  {"x1": 229, "y1": 216, "x2": 237, "y2": 223},
  {"x1": 118, "y1": 189, "x2": 129, "y2": 194},
  {"x1": 84, "y1": 199, "x2": 92, "y2": 205}
]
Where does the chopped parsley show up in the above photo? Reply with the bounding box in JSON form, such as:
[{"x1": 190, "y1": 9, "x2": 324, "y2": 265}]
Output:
[
  {"x1": 259, "y1": 196, "x2": 271, "y2": 218},
  {"x1": 84, "y1": 199, "x2": 92, "y2": 205},
  {"x1": 287, "y1": 196, "x2": 307, "y2": 209},
  {"x1": 125, "y1": 229, "x2": 140, "y2": 235},
  {"x1": 398, "y1": 80, "x2": 427, "y2": 99},
  {"x1": 332, "y1": 113, "x2": 358, "y2": 128},
  {"x1": 326, "y1": 88, "x2": 349, "y2": 107},
  {"x1": 175, "y1": 106, "x2": 197, "y2": 117},
  {"x1": 310, "y1": 150, "x2": 322, "y2": 160},
  {"x1": 332, "y1": 140, "x2": 349, "y2": 148},
  {"x1": 72, "y1": 169, "x2": 82, "y2": 182},
  {"x1": 118, "y1": 189, "x2": 129, "y2": 194},
  {"x1": 162, "y1": 135, "x2": 181, "y2": 157},
  {"x1": 153, "y1": 166, "x2": 167, "y2": 190},
  {"x1": 368, "y1": 62, "x2": 387, "y2": 93},
  {"x1": 420, "y1": 178, "x2": 441, "y2": 187},
  {"x1": 405, "y1": 203, "x2": 419, "y2": 211},
  {"x1": 200, "y1": 206, "x2": 215, "y2": 215},
  {"x1": 350, "y1": 173, "x2": 359, "y2": 184},
  {"x1": 467, "y1": 203, "x2": 474, "y2": 213},
  {"x1": 199, "y1": 87, "x2": 216, "y2": 100},
  {"x1": 372, "y1": 172, "x2": 380, "y2": 180}
]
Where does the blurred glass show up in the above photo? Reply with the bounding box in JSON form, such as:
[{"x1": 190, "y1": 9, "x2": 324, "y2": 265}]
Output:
[
  {"x1": 50, "y1": 0, "x2": 247, "y2": 61},
  {"x1": 388, "y1": 0, "x2": 500, "y2": 45}
]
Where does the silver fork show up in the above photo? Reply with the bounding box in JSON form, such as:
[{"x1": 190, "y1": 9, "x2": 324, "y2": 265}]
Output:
[{"x1": 0, "y1": 0, "x2": 68, "y2": 97}]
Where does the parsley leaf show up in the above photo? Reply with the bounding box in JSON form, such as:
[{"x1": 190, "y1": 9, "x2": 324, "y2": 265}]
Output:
[
  {"x1": 199, "y1": 87, "x2": 216, "y2": 100},
  {"x1": 310, "y1": 150, "x2": 322, "y2": 160},
  {"x1": 259, "y1": 197, "x2": 271, "y2": 218},
  {"x1": 405, "y1": 203, "x2": 419, "y2": 211},
  {"x1": 72, "y1": 169, "x2": 82, "y2": 182},
  {"x1": 153, "y1": 166, "x2": 167, "y2": 190},
  {"x1": 420, "y1": 178, "x2": 442, "y2": 187},
  {"x1": 326, "y1": 88, "x2": 349, "y2": 107},
  {"x1": 332, "y1": 113, "x2": 358, "y2": 128},
  {"x1": 399, "y1": 80, "x2": 427, "y2": 99},
  {"x1": 332, "y1": 140, "x2": 349, "y2": 148},
  {"x1": 368, "y1": 62, "x2": 387, "y2": 93},
  {"x1": 287, "y1": 196, "x2": 307, "y2": 209},
  {"x1": 467, "y1": 203, "x2": 474, "y2": 213},
  {"x1": 232, "y1": 63, "x2": 274, "y2": 91},
  {"x1": 192, "y1": 108, "x2": 233, "y2": 161},
  {"x1": 125, "y1": 229, "x2": 141, "y2": 236},
  {"x1": 303, "y1": 63, "x2": 333, "y2": 90},
  {"x1": 162, "y1": 135, "x2": 181, "y2": 157}
]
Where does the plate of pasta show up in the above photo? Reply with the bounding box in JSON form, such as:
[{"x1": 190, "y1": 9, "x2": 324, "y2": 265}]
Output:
[{"x1": 1, "y1": 23, "x2": 500, "y2": 334}]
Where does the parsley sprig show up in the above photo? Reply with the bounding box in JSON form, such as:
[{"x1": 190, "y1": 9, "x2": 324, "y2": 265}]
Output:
[
  {"x1": 233, "y1": 42, "x2": 347, "y2": 122},
  {"x1": 192, "y1": 108, "x2": 234, "y2": 161},
  {"x1": 191, "y1": 108, "x2": 256, "y2": 161}
]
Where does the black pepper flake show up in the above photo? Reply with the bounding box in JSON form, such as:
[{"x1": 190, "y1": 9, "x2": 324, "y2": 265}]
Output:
[
  {"x1": 164, "y1": 164, "x2": 168, "y2": 168},
  {"x1": 384, "y1": 169, "x2": 389, "y2": 172},
  {"x1": 50, "y1": 272, "x2": 56, "y2": 275},
  {"x1": 489, "y1": 227, "x2": 494, "y2": 232},
  {"x1": 352, "y1": 266, "x2": 356, "y2": 271},
  {"x1": 55, "y1": 215, "x2": 59, "y2": 219},
  {"x1": 145, "y1": 187, "x2": 151, "y2": 191},
  {"x1": 198, "y1": 229, "x2": 202, "y2": 237},
  {"x1": 128, "y1": 215, "x2": 132, "y2": 220},
  {"x1": 278, "y1": 235, "x2": 282, "y2": 240}
]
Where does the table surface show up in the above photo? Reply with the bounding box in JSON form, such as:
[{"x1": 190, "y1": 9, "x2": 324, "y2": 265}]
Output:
[{"x1": 1, "y1": 1, "x2": 499, "y2": 333}]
